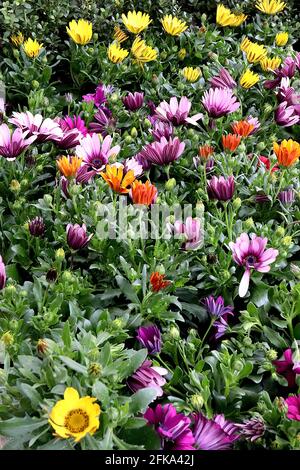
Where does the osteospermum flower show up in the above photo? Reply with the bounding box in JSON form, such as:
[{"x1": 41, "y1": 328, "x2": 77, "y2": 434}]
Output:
[
  {"x1": 136, "y1": 324, "x2": 162, "y2": 354},
  {"x1": 256, "y1": 0, "x2": 286, "y2": 15},
  {"x1": 122, "y1": 92, "x2": 144, "y2": 111},
  {"x1": 28, "y1": 217, "x2": 46, "y2": 237},
  {"x1": 273, "y1": 348, "x2": 300, "y2": 387},
  {"x1": 57, "y1": 156, "x2": 82, "y2": 179},
  {"x1": 202, "y1": 88, "x2": 240, "y2": 118},
  {"x1": 113, "y1": 25, "x2": 128, "y2": 43},
  {"x1": 131, "y1": 36, "x2": 157, "y2": 66},
  {"x1": 246, "y1": 43, "x2": 267, "y2": 63},
  {"x1": 229, "y1": 233, "x2": 278, "y2": 297},
  {"x1": 10, "y1": 32, "x2": 24, "y2": 47},
  {"x1": 161, "y1": 15, "x2": 188, "y2": 36},
  {"x1": 231, "y1": 120, "x2": 255, "y2": 137},
  {"x1": 122, "y1": 11, "x2": 151, "y2": 34},
  {"x1": 138, "y1": 136, "x2": 185, "y2": 167},
  {"x1": 199, "y1": 144, "x2": 214, "y2": 159},
  {"x1": 210, "y1": 68, "x2": 236, "y2": 89},
  {"x1": 207, "y1": 175, "x2": 235, "y2": 201},
  {"x1": 49, "y1": 387, "x2": 100, "y2": 442},
  {"x1": 276, "y1": 32, "x2": 288, "y2": 46},
  {"x1": 0, "y1": 256, "x2": 6, "y2": 290},
  {"x1": 76, "y1": 134, "x2": 120, "y2": 173},
  {"x1": 216, "y1": 4, "x2": 247, "y2": 27},
  {"x1": 260, "y1": 57, "x2": 281, "y2": 71},
  {"x1": 222, "y1": 134, "x2": 242, "y2": 152},
  {"x1": 107, "y1": 42, "x2": 129, "y2": 63},
  {"x1": 172, "y1": 217, "x2": 203, "y2": 251},
  {"x1": 150, "y1": 272, "x2": 171, "y2": 292},
  {"x1": 127, "y1": 360, "x2": 167, "y2": 396},
  {"x1": 193, "y1": 413, "x2": 239, "y2": 450},
  {"x1": 9, "y1": 111, "x2": 63, "y2": 143},
  {"x1": 60, "y1": 115, "x2": 88, "y2": 137},
  {"x1": 285, "y1": 395, "x2": 300, "y2": 421},
  {"x1": 0, "y1": 123, "x2": 36, "y2": 160},
  {"x1": 100, "y1": 164, "x2": 135, "y2": 194},
  {"x1": 241, "y1": 37, "x2": 253, "y2": 52},
  {"x1": 275, "y1": 102, "x2": 300, "y2": 127},
  {"x1": 67, "y1": 223, "x2": 93, "y2": 250},
  {"x1": 182, "y1": 67, "x2": 201, "y2": 83},
  {"x1": 273, "y1": 139, "x2": 300, "y2": 167},
  {"x1": 154, "y1": 96, "x2": 202, "y2": 126},
  {"x1": 130, "y1": 180, "x2": 158, "y2": 205},
  {"x1": 204, "y1": 295, "x2": 234, "y2": 340},
  {"x1": 23, "y1": 38, "x2": 43, "y2": 58},
  {"x1": 236, "y1": 417, "x2": 266, "y2": 442},
  {"x1": 240, "y1": 69, "x2": 260, "y2": 88},
  {"x1": 66, "y1": 19, "x2": 92, "y2": 45}
]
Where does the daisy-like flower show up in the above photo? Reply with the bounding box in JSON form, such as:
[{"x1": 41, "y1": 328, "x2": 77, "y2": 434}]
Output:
[
  {"x1": 276, "y1": 32, "x2": 288, "y2": 46},
  {"x1": 100, "y1": 163, "x2": 135, "y2": 194},
  {"x1": 23, "y1": 38, "x2": 43, "y2": 58},
  {"x1": 229, "y1": 233, "x2": 278, "y2": 297},
  {"x1": 285, "y1": 395, "x2": 300, "y2": 421},
  {"x1": 202, "y1": 88, "x2": 240, "y2": 118},
  {"x1": 154, "y1": 96, "x2": 203, "y2": 126},
  {"x1": 182, "y1": 67, "x2": 201, "y2": 83},
  {"x1": 76, "y1": 134, "x2": 120, "y2": 173},
  {"x1": 245, "y1": 43, "x2": 267, "y2": 63},
  {"x1": 241, "y1": 37, "x2": 253, "y2": 52},
  {"x1": 210, "y1": 68, "x2": 236, "y2": 89},
  {"x1": 137, "y1": 136, "x2": 185, "y2": 167},
  {"x1": 59, "y1": 115, "x2": 88, "y2": 137},
  {"x1": 66, "y1": 223, "x2": 93, "y2": 250},
  {"x1": 236, "y1": 417, "x2": 266, "y2": 442},
  {"x1": 130, "y1": 180, "x2": 158, "y2": 205},
  {"x1": 136, "y1": 324, "x2": 162, "y2": 354},
  {"x1": 260, "y1": 57, "x2": 281, "y2": 72},
  {"x1": 28, "y1": 217, "x2": 46, "y2": 238},
  {"x1": 131, "y1": 36, "x2": 157, "y2": 66},
  {"x1": 204, "y1": 295, "x2": 234, "y2": 340},
  {"x1": 122, "y1": 11, "x2": 151, "y2": 34},
  {"x1": 10, "y1": 32, "x2": 24, "y2": 47},
  {"x1": 0, "y1": 256, "x2": 6, "y2": 290},
  {"x1": 207, "y1": 175, "x2": 235, "y2": 201},
  {"x1": 49, "y1": 387, "x2": 100, "y2": 442},
  {"x1": 255, "y1": 0, "x2": 286, "y2": 15},
  {"x1": 240, "y1": 69, "x2": 260, "y2": 88},
  {"x1": 275, "y1": 102, "x2": 300, "y2": 127},
  {"x1": 222, "y1": 134, "x2": 242, "y2": 152},
  {"x1": 273, "y1": 348, "x2": 300, "y2": 387},
  {"x1": 89, "y1": 109, "x2": 116, "y2": 137},
  {"x1": 171, "y1": 217, "x2": 203, "y2": 251},
  {"x1": 127, "y1": 360, "x2": 167, "y2": 396},
  {"x1": 0, "y1": 123, "x2": 36, "y2": 160},
  {"x1": 193, "y1": 413, "x2": 239, "y2": 450},
  {"x1": 150, "y1": 272, "x2": 171, "y2": 292},
  {"x1": 57, "y1": 156, "x2": 83, "y2": 179},
  {"x1": 231, "y1": 120, "x2": 255, "y2": 137},
  {"x1": 9, "y1": 111, "x2": 63, "y2": 143},
  {"x1": 216, "y1": 4, "x2": 247, "y2": 27},
  {"x1": 151, "y1": 121, "x2": 174, "y2": 141},
  {"x1": 66, "y1": 19, "x2": 92, "y2": 45},
  {"x1": 273, "y1": 139, "x2": 300, "y2": 167},
  {"x1": 113, "y1": 25, "x2": 128, "y2": 43},
  {"x1": 199, "y1": 144, "x2": 214, "y2": 159},
  {"x1": 161, "y1": 15, "x2": 188, "y2": 36},
  {"x1": 122, "y1": 92, "x2": 144, "y2": 111},
  {"x1": 107, "y1": 42, "x2": 129, "y2": 63}
]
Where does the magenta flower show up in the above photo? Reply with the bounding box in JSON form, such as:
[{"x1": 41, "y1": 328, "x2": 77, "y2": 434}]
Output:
[
  {"x1": 229, "y1": 233, "x2": 278, "y2": 298},
  {"x1": 210, "y1": 68, "x2": 236, "y2": 89},
  {"x1": 275, "y1": 102, "x2": 300, "y2": 127},
  {"x1": 144, "y1": 404, "x2": 195, "y2": 450},
  {"x1": 202, "y1": 88, "x2": 240, "y2": 119},
  {"x1": 66, "y1": 223, "x2": 93, "y2": 250},
  {"x1": 9, "y1": 111, "x2": 63, "y2": 143},
  {"x1": 207, "y1": 175, "x2": 235, "y2": 201},
  {"x1": 76, "y1": 134, "x2": 120, "y2": 173},
  {"x1": 0, "y1": 123, "x2": 36, "y2": 160},
  {"x1": 82, "y1": 83, "x2": 109, "y2": 108},
  {"x1": 273, "y1": 349, "x2": 300, "y2": 387},
  {"x1": 122, "y1": 92, "x2": 144, "y2": 111},
  {"x1": 151, "y1": 121, "x2": 174, "y2": 141},
  {"x1": 265, "y1": 57, "x2": 297, "y2": 90},
  {"x1": 60, "y1": 115, "x2": 88, "y2": 136},
  {"x1": 56, "y1": 129, "x2": 82, "y2": 150},
  {"x1": 29, "y1": 217, "x2": 46, "y2": 237},
  {"x1": 89, "y1": 108, "x2": 116, "y2": 136},
  {"x1": 193, "y1": 413, "x2": 239, "y2": 450},
  {"x1": 285, "y1": 395, "x2": 300, "y2": 421},
  {"x1": 136, "y1": 325, "x2": 161, "y2": 354},
  {"x1": 0, "y1": 255, "x2": 6, "y2": 290},
  {"x1": 154, "y1": 96, "x2": 203, "y2": 126},
  {"x1": 278, "y1": 188, "x2": 295, "y2": 205},
  {"x1": 277, "y1": 78, "x2": 300, "y2": 110},
  {"x1": 172, "y1": 217, "x2": 203, "y2": 251},
  {"x1": 138, "y1": 137, "x2": 185, "y2": 167},
  {"x1": 235, "y1": 417, "x2": 265, "y2": 442},
  {"x1": 127, "y1": 360, "x2": 167, "y2": 397}
]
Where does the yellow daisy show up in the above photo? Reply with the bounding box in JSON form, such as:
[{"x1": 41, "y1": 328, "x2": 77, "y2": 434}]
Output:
[
  {"x1": 107, "y1": 42, "x2": 129, "y2": 63},
  {"x1": 161, "y1": 15, "x2": 188, "y2": 36},
  {"x1": 240, "y1": 69, "x2": 260, "y2": 88},
  {"x1": 255, "y1": 0, "x2": 286, "y2": 15},
  {"x1": 182, "y1": 67, "x2": 201, "y2": 83},
  {"x1": 10, "y1": 32, "x2": 24, "y2": 47},
  {"x1": 113, "y1": 26, "x2": 128, "y2": 43},
  {"x1": 245, "y1": 42, "x2": 267, "y2": 63},
  {"x1": 131, "y1": 36, "x2": 157, "y2": 66},
  {"x1": 23, "y1": 39, "x2": 43, "y2": 58},
  {"x1": 275, "y1": 32, "x2": 288, "y2": 46},
  {"x1": 260, "y1": 56, "x2": 281, "y2": 71},
  {"x1": 67, "y1": 19, "x2": 92, "y2": 45},
  {"x1": 122, "y1": 11, "x2": 151, "y2": 34}
]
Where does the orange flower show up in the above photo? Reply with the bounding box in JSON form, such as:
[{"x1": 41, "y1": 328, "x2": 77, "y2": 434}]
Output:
[
  {"x1": 273, "y1": 139, "x2": 300, "y2": 167},
  {"x1": 57, "y1": 155, "x2": 82, "y2": 178},
  {"x1": 100, "y1": 164, "x2": 135, "y2": 194},
  {"x1": 222, "y1": 134, "x2": 242, "y2": 152},
  {"x1": 199, "y1": 144, "x2": 214, "y2": 159},
  {"x1": 130, "y1": 180, "x2": 158, "y2": 205},
  {"x1": 231, "y1": 120, "x2": 255, "y2": 137},
  {"x1": 150, "y1": 272, "x2": 171, "y2": 292}
]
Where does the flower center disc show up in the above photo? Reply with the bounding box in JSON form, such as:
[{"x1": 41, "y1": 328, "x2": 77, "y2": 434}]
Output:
[
  {"x1": 64, "y1": 408, "x2": 89, "y2": 433},
  {"x1": 245, "y1": 255, "x2": 257, "y2": 268}
]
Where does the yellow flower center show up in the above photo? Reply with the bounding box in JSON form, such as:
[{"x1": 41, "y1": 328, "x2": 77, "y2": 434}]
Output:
[{"x1": 64, "y1": 409, "x2": 89, "y2": 434}]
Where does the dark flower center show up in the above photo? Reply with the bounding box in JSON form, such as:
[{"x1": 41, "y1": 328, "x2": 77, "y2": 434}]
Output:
[{"x1": 245, "y1": 255, "x2": 257, "y2": 268}]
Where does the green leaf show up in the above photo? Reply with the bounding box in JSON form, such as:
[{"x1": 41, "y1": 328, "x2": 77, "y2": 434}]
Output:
[
  {"x1": 92, "y1": 381, "x2": 110, "y2": 408},
  {"x1": 120, "y1": 349, "x2": 147, "y2": 379},
  {"x1": 19, "y1": 383, "x2": 42, "y2": 408},
  {"x1": 59, "y1": 356, "x2": 87, "y2": 374},
  {"x1": 129, "y1": 388, "x2": 159, "y2": 414},
  {"x1": 62, "y1": 321, "x2": 72, "y2": 349},
  {"x1": 0, "y1": 417, "x2": 47, "y2": 438},
  {"x1": 115, "y1": 275, "x2": 140, "y2": 304}
]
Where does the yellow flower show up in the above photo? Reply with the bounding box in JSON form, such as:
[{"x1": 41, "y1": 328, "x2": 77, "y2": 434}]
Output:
[
  {"x1": 216, "y1": 4, "x2": 247, "y2": 27},
  {"x1": 113, "y1": 25, "x2": 128, "y2": 43},
  {"x1": 107, "y1": 42, "x2": 129, "y2": 63},
  {"x1": 131, "y1": 36, "x2": 157, "y2": 66},
  {"x1": 260, "y1": 56, "x2": 281, "y2": 71},
  {"x1": 23, "y1": 39, "x2": 43, "y2": 58},
  {"x1": 67, "y1": 19, "x2": 92, "y2": 45},
  {"x1": 100, "y1": 164, "x2": 135, "y2": 194},
  {"x1": 255, "y1": 0, "x2": 286, "y2": 15},
  {"x1": 49, "y1": 387, "x2": 100, "y2": 442},
  {"x1": 122, "y1": 11, "x2": 151, "y2": 34},
  {"x1": 245, "y1": 42, "x2": 267, "y2": 63},
  {"x1": 182, "y1": 67, "x2": 201, "y2": 83},
  {"x1": 240, "y1": 69, "x2": 260, "y2": 88},
  {"x1": 57, "y1": 156, "x2": 82, "y2": 178},
  {"x1": 241, "y1": 37, "x2": 253, "y2": 52},
  {"x1": 161, "y1": 15, "x2": 188, "y2": 36},
  {"x1": 276, "y1": 32, "x2": 288, "y2": 46},
  {"x1": 10, "y1": 32, "x2": 24, "y2": 47}
]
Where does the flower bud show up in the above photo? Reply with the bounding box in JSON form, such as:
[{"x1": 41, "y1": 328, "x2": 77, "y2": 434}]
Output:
[
  {"x1": 291, "y1": 263, "x2": 300, "y2": 279},
  {"x1": 93, "y1": 33, "x2": 98, "y2": 41},
  {"x1": 37, "y1": 338, "x2": 48, "y2": 355},
  {"x1": 143, "y1": 118, "x2": 151, "y2": 129},
  {"x1": 178, "y1": 48, "x2": 186, "y2": 60},
  {"x1": 88, "y1": 362, "x2": 102, "y2": 378},
  {"x1": 266, "y1": 349, "x2": 278, "y2": 361},
  {"x1": 257, "y1": 142, "x2": 266, "y2": 151},
  {"x1": 169, "y1": 326, "x2": 180, "y2": 339},
  {"x1": 282, "y1": 236, "x2": 292, "y2": 247},
  {"x1": 112, "y1": 318, "x2": 124, "y2": 329},
  {"x1": 190, "y1": 394, "x2": 204, "y2": 410},
  {"x1": 130, "y1": 127, "x2": 138, "y2": 138},
  {"x1": 110, "y1": 92, "x2": 119, "y2": 103},
  {"x1": 124, "y1": 135, "x2": 133, "y2": 144},
  {"x1": 31, "y1": 80, "x2": 39, "y2": 89},
  {"x1": 43, "y1": 194, "x2": 53, "y2": 205},
  {"x1": 275, "y1": 226, "x2": 285, "y2": 237},
  {"x1": 10, "y1": 180, "x2": 21, "y2": 192},
  {"x1": 233, "y1": 197, "x2": 242, "y2": 210},
  {"x1": 55, "y1": 248, "x2": 65, "y2": 261},
  {"x1": 244, "y1": 218, "x2": 254, "y2": 230},
  {"x1": 165, "y1": 178, "x2": 176, "y2": 191},
  {"x1": 1, "y1": 331, "x2": 14, "y2": 346}
]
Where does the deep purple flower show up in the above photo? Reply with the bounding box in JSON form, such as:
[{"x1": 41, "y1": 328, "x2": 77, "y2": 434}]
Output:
[
  {"x1": 55, "y1": 129, "x2": 82, "y2": 150},
  {"x1": 193, "y1": 413, "x2": 239, "y2": 450},
  {"x1": 171, "y1": 217, "x2": 203, "y2": 251},
  {"x1": 278, "y1": 188, "x2": 295, "y2": 205},
  {"x1": 154, "y1": 96, "x2": 203, "y2": 126},
  {"x1": 147, "y1": 100, "x2": 157, "y2": 115},
  {"x1": 66, "y1": 223, "x2": 93, "y2": 250},
  {"x1": 138, "y1": 137, "x2": 185, "y2": 167},
  {"x1": 204, "y1": 295, "x2": 234, "y2": 340},
  {"x1": 82, "y1": 83, "x2": 108, "y2": 108},
  {"x1": 29, "y1": 216, "x2": 46, "y2": 237},
  {"x1": 265, "y1": 57, "x2": 297, "y2": 90},
  {"x1": 60, "y1": 115, "x2": 88, "y2": 136},
  {"x1": 202, "y1": 88, "x2": 240, "y2": 118},
  {"x1": 275, "y1": 102, "x2": 300, "y2": 127},
  {"x1": 207, "y1": 175, "x2": 235, "y2": 201},
  {"x1": 0, "y1": 123, "x2": 36, "y2": 160},
  {"x1": 89, "y1": 108, "x2": 116, "y2": 136},
  {"x1": 229, "y1": 233, "x2": 278, "y2": 298},
  {"x1": 144, "y1": 404, "x2": 195, "y2": 450},
  {"x1": 151, "y1": 121, "x2": 174, "y2": 141},
  {"x1": 127, "y1": 360, "x2": 167, "y2": 397},
  {"x1": 76, "y1": 134, "x2": 120, "y2": 174},
  {"x1": 285, "y1": 395, "x2": 300, "y2": 421},
  {"x1": 9, "y1": 111, "x2": 63, "y2": 143},
  {"x1": 123, "y1": 92, "x2": 144, "y2": 111},
  {"x1": 210, "y1": 68, "x2": 236, "y2": 90},
  {"x1": 0, "y1": 255, "x2": 6, "y2": 290},
  {"x1": 60, "y1": 176, "x2": 70, "y2": 198},
  {"x1": 255, "y1": 193, "x2": 271, "y2": 204},
  {"x1": 136, "y1": 325, "x2": 162, "y2": 354},
  {"x1": 235, "y1": 417, "x2": 265, "y2": 442},
  {"x1": 273, "y1": 348, "x2": 300, "y2": 387}
]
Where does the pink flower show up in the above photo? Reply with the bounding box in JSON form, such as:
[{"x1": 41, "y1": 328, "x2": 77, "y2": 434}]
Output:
[
  {"x1": 273, "y1": 349, "x2": 300, "y2": 387},
  {"x1": 229, "y1": 233, "x2": 278, "y2": 297},
  {"x1": 137, "y1": 137, "x2": 185, "y2": 167},
  {"x1": 0, "y1": 123, "x2": 36, "y2": 160},
  {"x1": 60, "y1": 115, "x2": 88, "y2": 136},
  {"x1": 210, "y1": 68, "x2": 236, "y2": 89},
  {"x1": 8, "y1": 111, "x2": 63, "y2": 143},
  {"x1": 154, "y1": 96, "x2": 203, "y2": 126},
  {"x1": 127, "y1": 360, "x2": 167, "y2": 397},
  {"x1": 202, "y1": 88, "x2": 240, "y2": 118},
  {"x1": 207, "y1": 175, "x2": 235, "y2": 201},
  {"x1": 75, "y1": 134, "x2": 120, "y2": 174},
  {"x1": 193, "y1": 413, "x2": 239, "y2": 450},
  {"x1": 0, "y1": 255, "x2": 6, "y2": 290},
  {"x1": 66, "y1": 223, "x2": 93, "y2": 250},
  {"x1": 285, "y1": 395, "x2": 300, "y2": 421},
  {"x1": 275, "y1": 102, "x2": 300, "y2": 127},
  {"x1": 171, "y1": 216, "x2": 203, "y2": 251}
]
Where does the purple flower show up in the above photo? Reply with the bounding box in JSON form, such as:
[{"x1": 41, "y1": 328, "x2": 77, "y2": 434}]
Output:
[
  {"x1": 235, "y1": 417, "x2": 265, "y2": 442},
  {"x1": 127, "y1": 360, "x2": 167, "y2": 397},
  {"x1": 147, "y1": 100, "x2": 157, "y2": 115},
  {"x1": 60, "y1": 115, "x2": 88, "y2": 136},
  {"x1": 277, "y1": 78, "x2": 300, "y2": 108},
  {"x1": 278, "y1": 188, "x2": 295, "y2": 205},
  {"x1": 285, "y1": 395, "x2": 300, "y2": 421},
  {"x1": 123, "y1": 156, "x2": 143, "y2": 177},
  {"x1": 0, "y1": 123, "x2": 36, "y2": 160},
  {"x1": 82, "y1": 83, "x2": 108, "y2": 108},
  {"x1": 76, "y1": 134, "x2": 120, "y2": 174},
  {"x1": 89, "y1": 108, "x2": 116, "y2": 136},
  {"x1": 204, "y1": 295, "x2": 234, "y2": 340},
  {"x1": 171, "y1": 217, "x2": 203, "y2": 251},
  {"x1": 56, "y1": 129, "x2": 82, "y2": 150},
  {"x1": 136, "y1": 325, "x2": 162, "y2": 354},
  {"x1": 138, "y1": 137, "x2": 185, "y2": 167},
  {"x1": 265, "y1": 57, "x2": 297, "y2": 90},
  {"x1": 29, "y1": 216, "x2": 46, "y2": 237},
  {"x1": 202, "y1": 88, "x2": 240, "y2": 119},
  {"x1": 0, "y1": 255, "x2": 6, "y2": 290},
  {"x1": 144, "y1": 404, "x2": 195, "y2": 450},
  {"x1": 151, "y1": 121, "x2": 174, "y2": 141},
  {"x1": 9, "y1": 111, "x2": 63, "y2": 143},
  {"x1": 66, "y1": 223, "x2": 93, "y2": 250},
  {"x1": 229, "y1": 233, "x2": 278, "y2": 298},
  {"x1": 273, "y1": 348, "x2": 300, "y2": 387},
  {"x1": 247, "y1": 116, "x2": 261, "y2": 134},
  {"x1": 122, "y1": 92, "x2": 144, "y2": 111},
  {"x1": 207, "y1": 175, "x2": 235, "y2": 201},
  {"x1": 154, "y1": 96, "x2": 203, "y2": 126},
  {"x1": 210, "y1": 68, "x2": 236, "y2": 89},
  {"x1": 193, "y1": 413, "x2": 239, "y2": 450},
  {"x1": 275, "y1": 102, "x2": 300, "y2": 127}
]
